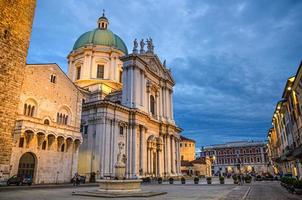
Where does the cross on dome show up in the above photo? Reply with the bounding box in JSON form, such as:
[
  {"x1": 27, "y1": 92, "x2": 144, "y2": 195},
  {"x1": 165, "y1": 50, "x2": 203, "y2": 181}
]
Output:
[{"x1": 98, "y1": 9, "x2": 109, "y2": 29}]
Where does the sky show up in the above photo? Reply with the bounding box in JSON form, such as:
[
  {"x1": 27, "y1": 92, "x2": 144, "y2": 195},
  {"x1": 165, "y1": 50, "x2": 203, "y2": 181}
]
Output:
[{"x1": 27, "y1": 0, "x2": 302, "y2": 148}]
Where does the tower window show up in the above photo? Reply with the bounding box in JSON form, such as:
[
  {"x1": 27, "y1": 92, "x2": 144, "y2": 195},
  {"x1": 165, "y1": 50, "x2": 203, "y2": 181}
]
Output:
[
  {"x1": 50, "y1": 74, "x2": 56, "y2": 83},
  {"x1": 76, "y1": 66, "x2": 81, "y2": 80},
  {"x1": 19, "y1": 138, "x2": 24, "y2": 148},
  {"x1": 97, "y1": 65, "x2": 104, "y2": 79}
]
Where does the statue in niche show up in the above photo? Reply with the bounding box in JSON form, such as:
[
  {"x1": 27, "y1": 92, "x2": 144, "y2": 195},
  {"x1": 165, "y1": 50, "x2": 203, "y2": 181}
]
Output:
[{"x1": 115, "y1": 142, "x2": 126, "y2": 179}]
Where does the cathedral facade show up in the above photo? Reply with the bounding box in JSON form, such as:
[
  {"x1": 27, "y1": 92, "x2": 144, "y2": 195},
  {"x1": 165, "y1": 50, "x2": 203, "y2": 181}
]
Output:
[{"x1": 71, "y1": 14, "x2": 182, "y2": 178}]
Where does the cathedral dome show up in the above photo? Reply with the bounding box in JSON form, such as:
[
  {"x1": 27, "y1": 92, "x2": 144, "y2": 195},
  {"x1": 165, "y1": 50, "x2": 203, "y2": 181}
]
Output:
[{"x1": 72, "y1": 12, "x2": 128, "y2": 54}]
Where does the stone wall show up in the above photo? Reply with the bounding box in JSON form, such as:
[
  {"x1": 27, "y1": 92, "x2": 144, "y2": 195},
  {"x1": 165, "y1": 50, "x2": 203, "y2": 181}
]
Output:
[{"x1": 0, "y1": 0, "x2": 36, "y2": 178}]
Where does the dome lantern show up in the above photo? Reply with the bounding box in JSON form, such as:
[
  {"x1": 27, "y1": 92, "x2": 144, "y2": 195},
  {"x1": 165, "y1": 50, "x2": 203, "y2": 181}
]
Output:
[{"x1": 98, "y1": 9, "x2": 109, "y2": 30}]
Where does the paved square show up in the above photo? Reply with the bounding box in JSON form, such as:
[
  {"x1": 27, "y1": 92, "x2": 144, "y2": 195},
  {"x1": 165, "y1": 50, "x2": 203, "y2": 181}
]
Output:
[{"x1": 0, "y1": 181, "x2": 301, "y2": 200}]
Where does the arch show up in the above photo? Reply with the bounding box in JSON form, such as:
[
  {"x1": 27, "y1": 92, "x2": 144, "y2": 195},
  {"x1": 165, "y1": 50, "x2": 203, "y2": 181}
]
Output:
[
  {"x1": 66, "y1": 137, "x2": 73, "y2": 151},
  {"x1": 43, "y1": 119, "x2": 50, "y2": 125},
  {"x1": 36, "y1": 132, "x2": 46, "y2": 149},
  {"x1": 17, "y1": 152, "x2": 37, "y2": 180},
  {"x1": 47, "y1": 134, "x2": 56, "y2": 150},
  {"x1": 24, "y1": 98, "x2": 38, "y2": 117}
]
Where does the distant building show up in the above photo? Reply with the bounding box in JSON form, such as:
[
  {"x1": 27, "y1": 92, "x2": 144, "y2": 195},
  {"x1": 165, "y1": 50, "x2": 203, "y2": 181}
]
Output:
[
  {"x1": 201, "y1": 141, "x2": 269, "y2": 175},
  {"x1": 180, "y1": 135, "x2": 196, "y2": 161},
  {"x1": 180, "y1": 157, "x2": 212, "y2": 177}
]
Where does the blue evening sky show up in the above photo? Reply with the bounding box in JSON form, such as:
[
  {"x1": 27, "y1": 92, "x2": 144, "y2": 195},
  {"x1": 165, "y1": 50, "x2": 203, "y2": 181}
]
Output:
[{"x1": 27, "y1": 0, "x2": 302, "y2": 148}]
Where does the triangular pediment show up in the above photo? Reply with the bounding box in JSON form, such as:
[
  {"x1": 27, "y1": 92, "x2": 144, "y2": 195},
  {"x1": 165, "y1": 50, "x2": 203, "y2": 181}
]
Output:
[{"x1": 139, "y1": 54, "x2": 175, "y2": 84}]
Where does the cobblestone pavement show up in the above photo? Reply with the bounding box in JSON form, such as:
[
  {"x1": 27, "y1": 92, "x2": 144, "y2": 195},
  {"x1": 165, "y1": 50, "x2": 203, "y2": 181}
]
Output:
[
  {"x1": 244, "y1": 181, "x2": 301, "y2": 200},
  {"x1": 0, "y1": 180, "x2": 301, "y2": 200}
]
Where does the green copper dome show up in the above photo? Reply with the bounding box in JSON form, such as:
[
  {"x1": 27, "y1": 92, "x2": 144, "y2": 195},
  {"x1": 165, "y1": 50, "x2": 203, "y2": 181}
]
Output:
[{"x1": 73, "y1": 28, "x2": 128, "y2": 54}]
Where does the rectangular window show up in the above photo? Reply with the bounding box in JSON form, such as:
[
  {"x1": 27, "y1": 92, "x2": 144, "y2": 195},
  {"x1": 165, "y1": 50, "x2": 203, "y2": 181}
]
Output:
[
  {"x1": 84, "y1": 125, "x2": 88, "y2": 135},
  {"x1": 76, "y1": 67, "x2": 81, "y2": 80},
  {"x1": 19, "y1": 138, "x2": 24, "y2": 148},
  {"x1": 119, "y1": 71, "x2": 123, "y2": 83},
  {"x1": 97, "y1": 65, "x2": 104, "y2": 78},
  {"x1": 119, "y1": 126, "x2": 124, "y2": 135}
]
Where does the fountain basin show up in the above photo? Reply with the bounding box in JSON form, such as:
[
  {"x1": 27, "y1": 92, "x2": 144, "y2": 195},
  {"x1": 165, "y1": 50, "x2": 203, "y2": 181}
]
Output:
[{"x1": 97, "y1": 179, "x2": 142, "y2": 192}]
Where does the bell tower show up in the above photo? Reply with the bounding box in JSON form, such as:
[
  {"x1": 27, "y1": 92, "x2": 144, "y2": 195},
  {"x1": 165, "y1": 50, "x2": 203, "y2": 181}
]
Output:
[{"x1": 0, "y1": 0, "x2": 36, "y2": 179}]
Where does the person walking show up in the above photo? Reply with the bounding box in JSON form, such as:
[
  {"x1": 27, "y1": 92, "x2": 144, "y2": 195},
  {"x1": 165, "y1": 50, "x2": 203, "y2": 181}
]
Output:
[{"x1": 72, "y1": 173, "x2": 80, "y2": 187}]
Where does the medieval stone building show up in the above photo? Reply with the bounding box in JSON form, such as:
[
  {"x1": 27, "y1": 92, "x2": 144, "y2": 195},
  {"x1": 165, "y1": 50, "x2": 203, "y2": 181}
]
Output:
[{"x1": 10, "y1": 64, "x2": 83, "y2": 183}]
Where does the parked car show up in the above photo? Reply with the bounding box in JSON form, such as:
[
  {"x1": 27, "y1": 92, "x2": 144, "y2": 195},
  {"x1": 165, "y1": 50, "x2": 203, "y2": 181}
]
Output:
[{"x1": 7, "y1": 175, "x2": 32, "y2": 186}]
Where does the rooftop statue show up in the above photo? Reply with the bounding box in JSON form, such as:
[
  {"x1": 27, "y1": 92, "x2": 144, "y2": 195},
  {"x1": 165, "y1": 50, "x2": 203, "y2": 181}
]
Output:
[
  {"x1": 140, "y1": 39, "x2": 145, "y2": 54},
  {"x1": 133, "y1": 38, "x2": 138, "y2": 54}
]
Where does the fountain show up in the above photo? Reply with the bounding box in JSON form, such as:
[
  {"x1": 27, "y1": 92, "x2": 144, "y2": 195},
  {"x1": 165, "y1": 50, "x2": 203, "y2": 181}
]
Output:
[
  {"x1": 96, "y1": 142, "x2": 142, "y2": 192},
  {"x1": 73, "y1": 142, "x2": 166, "y2": 198}
]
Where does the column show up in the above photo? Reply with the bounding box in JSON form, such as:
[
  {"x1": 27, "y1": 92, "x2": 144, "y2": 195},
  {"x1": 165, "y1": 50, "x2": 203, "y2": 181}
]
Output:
[
  {"x1": 156, "y1": 92, "x2": 160, "y2": 119},
  {"x1": 163, "y1": 136, "x2": 167, "y2": 175},
  {"x1": 126, "y1": 126, "x2": 131, "y2": 178},
  {"x1": 131, "y1": 124, "x2": 137, "y2": 177},
  {"x1": 100, "y1": 120, "x2": 106, "y2": 177},
  {"x1": 166, "y1": 135, "x2": 171, "y2": 174},
  {"x1": 147, "y1": 87, "x2": 150, "y2": 114},
  {"x1": 159, "y1": 86, "x2": 163, "y2": 119},
  {"x1": 162, "y1": 88, "x2": 166, "y2": 118},
  {"x1": 171, "y1": 136, "x2": 175, "y2": 174},
  {"x1": 170, "y1": 90, "x2": 174, "y2": 120},
  {"x1": 176, "y1": 139, "x2": 181, "y2": 174},
  {"x1": 104, "y1": 119, "x2": 111, "y2": 175},
  {"x1": 150, "y1": 149, "x2": 153, "y2": 175},
  {"x1": 140, "y1": 71, "x2": 144, "y2": 106}
]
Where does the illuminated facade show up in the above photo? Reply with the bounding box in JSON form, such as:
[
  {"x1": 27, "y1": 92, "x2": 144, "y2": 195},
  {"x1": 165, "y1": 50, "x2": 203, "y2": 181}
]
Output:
[
  {"x1": 72, "y1": 14, "x2": 182, "y2": 179},
  {"x1": 268, "y1": 61, "x2": 302, "y2": 179},
  {"x1": 201, "y1": 141, "x2": 268, "y2": 175},
  {"x1": 180, "y1": 135, "x2": 196, "y2": 161},
  {"x1": 11, "y1": 64, "x2": 83, "y2": 184}
]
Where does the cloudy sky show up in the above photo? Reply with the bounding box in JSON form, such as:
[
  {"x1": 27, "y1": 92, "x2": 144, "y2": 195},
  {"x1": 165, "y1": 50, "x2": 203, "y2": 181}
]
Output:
[{"x1": 27, "y1": 0, "x2": 302, "y2": 148}]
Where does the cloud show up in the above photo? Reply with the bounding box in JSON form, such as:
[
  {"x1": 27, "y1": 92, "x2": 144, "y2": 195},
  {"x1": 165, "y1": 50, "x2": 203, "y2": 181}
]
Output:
[{"x1": 27, "y1": 0, "x2": 302, "y2": 147}]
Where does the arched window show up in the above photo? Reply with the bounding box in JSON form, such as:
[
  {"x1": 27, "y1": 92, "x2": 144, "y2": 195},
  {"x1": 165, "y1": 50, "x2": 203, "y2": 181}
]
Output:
[
  {"x1": 61, "y1": 144, "x2": 65, "y2": 152},
  {"x1": 44, "y1": 119, "x2": 50, "y2": 125},
  {"x1": 150, "y1": 95, "x2": 155, "y2": 115},
  {"x1": 42, "y1": 141, "x2": 47, "y2": 150},
  {"x1": 50, "y1": 74, "x2": 56, "y2": 83},
  {"x1": 23, "y1": 104, "x2": 27, "y2": 115},
  {"x1": 27, "y1": 105, "x2": 31, "y2": 116},
  {"x1": 30, "y1": 106, "x2": 35, "y2": 117}
]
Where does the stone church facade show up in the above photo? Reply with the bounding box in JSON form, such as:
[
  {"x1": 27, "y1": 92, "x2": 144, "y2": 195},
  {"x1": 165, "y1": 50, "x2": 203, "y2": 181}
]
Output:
[
  {"x1": 72, "y1": 14, "x2": 182, "y2": 178},
  {"x1": 10, "y1": 64, "x2": 83, "y2": 183}
]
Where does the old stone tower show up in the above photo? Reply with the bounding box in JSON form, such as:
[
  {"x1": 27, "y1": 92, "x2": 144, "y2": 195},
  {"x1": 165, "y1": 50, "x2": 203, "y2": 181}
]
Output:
[{"x1": 0, "y1": 0, "x2": 36, "y2": 178}]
